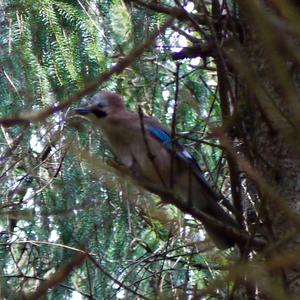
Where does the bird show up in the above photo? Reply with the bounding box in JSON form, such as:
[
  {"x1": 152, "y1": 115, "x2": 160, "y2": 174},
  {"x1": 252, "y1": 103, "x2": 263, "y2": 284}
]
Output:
[{"x1": 75, "y1": 91, "x2": 240, "y2": 249}]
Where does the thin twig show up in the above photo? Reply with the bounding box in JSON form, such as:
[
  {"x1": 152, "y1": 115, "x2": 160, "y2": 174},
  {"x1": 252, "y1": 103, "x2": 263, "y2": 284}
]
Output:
[
  {"x1": 24, "y1": 252, "x2": 87, "y2": 300},
  {"x1": 89, "y1": 255, "x2": 150, "y2": 300},
  {"x1": 170, "y1": 63, "x2": 180, "y2": 187},
  {"x1": 138, "y1": 106, "x2": 167, "y2": 187}
]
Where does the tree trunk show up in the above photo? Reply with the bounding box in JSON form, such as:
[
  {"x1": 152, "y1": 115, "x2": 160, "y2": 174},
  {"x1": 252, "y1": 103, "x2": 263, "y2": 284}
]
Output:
[{"x1": 235, "y1": 1, "x2": 300, "y2": 295}]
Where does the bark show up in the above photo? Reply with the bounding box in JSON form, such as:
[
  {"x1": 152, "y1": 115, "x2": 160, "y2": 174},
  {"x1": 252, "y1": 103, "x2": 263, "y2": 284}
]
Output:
[{"x1": 235, "y1": 1, "x2": 300, "y2": 295}]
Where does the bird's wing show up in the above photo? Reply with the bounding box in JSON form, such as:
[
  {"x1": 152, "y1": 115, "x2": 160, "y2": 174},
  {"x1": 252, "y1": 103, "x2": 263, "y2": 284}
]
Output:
[
  {"x1": 146, "y1": 126, "x2": 194, "y2": 162},
  {"x1": 143, "y1": 116, "x2": 193, "y2": 161},
  {"x1": 143, "y1": 116, "x2": 219, "y2": 199}
]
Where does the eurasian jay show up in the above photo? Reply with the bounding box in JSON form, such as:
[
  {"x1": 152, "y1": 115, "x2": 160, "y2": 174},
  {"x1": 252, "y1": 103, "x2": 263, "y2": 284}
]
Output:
[{"x1": 75, "y1": 91, "x2": 239, "y2": 249}]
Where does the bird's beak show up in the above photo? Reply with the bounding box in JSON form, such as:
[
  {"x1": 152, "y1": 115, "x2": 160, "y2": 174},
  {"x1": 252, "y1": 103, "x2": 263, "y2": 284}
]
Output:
[
  {"x1": 75, "y1": 104, "x2": 107, "y2": 118},
  {"x1": 75, "y1": 107, "x2": 92, "y2": 115}
]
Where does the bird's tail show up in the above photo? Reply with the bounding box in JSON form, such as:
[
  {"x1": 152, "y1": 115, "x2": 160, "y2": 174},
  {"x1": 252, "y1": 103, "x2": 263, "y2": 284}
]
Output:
[
  {"x1": 201, "y1": 202, "x2": 239, "y2": 249},
  {"x1": 186, "y1": 173, "x2": 240, "y2": 249}
]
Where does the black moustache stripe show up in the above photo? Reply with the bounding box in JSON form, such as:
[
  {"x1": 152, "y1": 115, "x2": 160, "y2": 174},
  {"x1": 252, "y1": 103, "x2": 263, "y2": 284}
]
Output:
[{"x1": 92, "y1": 109, "x2": 107, "y2": 118}]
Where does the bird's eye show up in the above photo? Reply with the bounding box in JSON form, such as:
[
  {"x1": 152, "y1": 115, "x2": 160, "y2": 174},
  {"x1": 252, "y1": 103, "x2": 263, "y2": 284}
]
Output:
[{"x1": 97, "y1": 103, "x2": 104, "y2": 109}]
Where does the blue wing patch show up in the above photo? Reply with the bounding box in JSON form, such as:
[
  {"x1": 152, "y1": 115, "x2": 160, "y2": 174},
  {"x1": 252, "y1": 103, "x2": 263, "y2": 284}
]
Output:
[
  {"x1": 147, "y1": 126, "x2": 194, "y2": 162},
  {"x1": 147, "y1": 127, "x2": 171, "y2": 144},
  {"x1": 147, "y1": 126, "x2": 207, "y2": 184}
]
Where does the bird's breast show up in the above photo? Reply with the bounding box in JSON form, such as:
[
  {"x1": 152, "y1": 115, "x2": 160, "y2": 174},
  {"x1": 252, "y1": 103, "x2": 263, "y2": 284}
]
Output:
[{"x1": 100, "y1": 121, "x2": 174, "y2": 185}]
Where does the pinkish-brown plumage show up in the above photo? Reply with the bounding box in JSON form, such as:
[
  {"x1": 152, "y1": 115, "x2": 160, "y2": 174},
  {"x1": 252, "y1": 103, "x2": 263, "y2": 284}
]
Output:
[{"x1": 76, "y1": 91, "x2": 239, "y2": 249}]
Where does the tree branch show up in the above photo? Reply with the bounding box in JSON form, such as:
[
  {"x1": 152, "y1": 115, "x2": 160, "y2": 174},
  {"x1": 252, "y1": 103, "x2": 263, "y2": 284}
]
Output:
[{"x1": 0, "y1": 17, "x2": 174, "y2": 127}]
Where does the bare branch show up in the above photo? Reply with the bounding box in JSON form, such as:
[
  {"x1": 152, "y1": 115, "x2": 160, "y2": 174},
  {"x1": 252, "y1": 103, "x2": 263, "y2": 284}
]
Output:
[{"x1": 24, "y1": 252, "x2": 87, "y2": 300}]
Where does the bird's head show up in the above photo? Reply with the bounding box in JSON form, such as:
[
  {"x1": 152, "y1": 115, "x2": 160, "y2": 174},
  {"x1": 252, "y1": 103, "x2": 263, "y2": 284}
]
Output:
[{"x1": 75, "y1": 91, "x2": 125, "y2": 119}]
